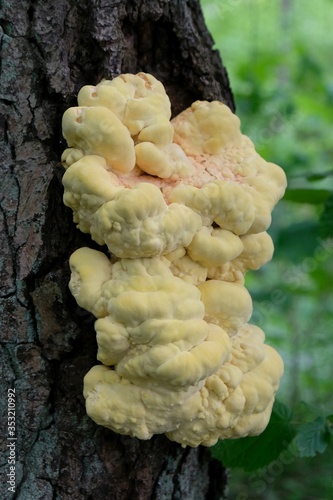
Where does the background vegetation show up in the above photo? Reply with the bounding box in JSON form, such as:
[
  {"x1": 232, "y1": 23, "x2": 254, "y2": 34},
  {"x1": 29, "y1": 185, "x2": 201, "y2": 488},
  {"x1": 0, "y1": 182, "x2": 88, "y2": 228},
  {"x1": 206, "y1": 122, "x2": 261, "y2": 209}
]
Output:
[{"x1": 200, "y1": 1, "x2": 333, "y2": 498}]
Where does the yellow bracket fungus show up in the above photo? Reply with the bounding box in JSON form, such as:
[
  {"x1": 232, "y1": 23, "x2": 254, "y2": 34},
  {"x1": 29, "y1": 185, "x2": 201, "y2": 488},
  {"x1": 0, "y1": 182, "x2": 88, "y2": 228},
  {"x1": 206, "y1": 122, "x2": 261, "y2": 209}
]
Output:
[{"x1": 62, "y1": 72, "x2": 286, "y2": 447}]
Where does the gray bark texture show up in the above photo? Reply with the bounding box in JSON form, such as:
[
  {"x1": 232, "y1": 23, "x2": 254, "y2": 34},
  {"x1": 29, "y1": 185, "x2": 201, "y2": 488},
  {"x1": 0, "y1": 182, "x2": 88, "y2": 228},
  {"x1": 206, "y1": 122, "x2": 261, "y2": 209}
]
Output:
[{"x1": 0, "y1": 0, "x2": 234, "y2": 498}]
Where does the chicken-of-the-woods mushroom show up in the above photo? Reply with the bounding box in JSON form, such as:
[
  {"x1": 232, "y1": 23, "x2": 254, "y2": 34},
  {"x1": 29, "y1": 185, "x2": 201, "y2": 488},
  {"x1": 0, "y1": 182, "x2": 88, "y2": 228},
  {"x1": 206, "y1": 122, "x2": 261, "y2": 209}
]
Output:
[{"x1": 62, "y1": 72, "x2": 287, "y2": 447}]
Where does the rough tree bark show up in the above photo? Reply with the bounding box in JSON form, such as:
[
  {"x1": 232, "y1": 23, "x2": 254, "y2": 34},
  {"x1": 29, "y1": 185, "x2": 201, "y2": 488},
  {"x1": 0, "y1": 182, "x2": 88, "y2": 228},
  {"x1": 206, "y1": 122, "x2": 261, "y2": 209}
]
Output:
[{"x1": 0, "y1": 0, "x2": 234, "y2": 498}]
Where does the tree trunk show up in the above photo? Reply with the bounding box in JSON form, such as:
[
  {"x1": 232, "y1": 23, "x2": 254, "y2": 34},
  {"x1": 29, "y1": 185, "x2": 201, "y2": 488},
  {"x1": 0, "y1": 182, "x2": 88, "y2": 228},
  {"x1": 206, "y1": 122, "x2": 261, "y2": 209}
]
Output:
[{"x1": 0, "y1": 1, "x2": 234, "y2": 498}]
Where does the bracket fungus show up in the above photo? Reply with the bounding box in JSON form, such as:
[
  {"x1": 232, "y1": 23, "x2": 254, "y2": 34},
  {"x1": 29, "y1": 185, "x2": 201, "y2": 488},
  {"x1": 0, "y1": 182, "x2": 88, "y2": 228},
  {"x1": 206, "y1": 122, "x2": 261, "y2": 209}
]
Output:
[{"x1": 62, "y1": 72, "x2": 286, "y2": 447}]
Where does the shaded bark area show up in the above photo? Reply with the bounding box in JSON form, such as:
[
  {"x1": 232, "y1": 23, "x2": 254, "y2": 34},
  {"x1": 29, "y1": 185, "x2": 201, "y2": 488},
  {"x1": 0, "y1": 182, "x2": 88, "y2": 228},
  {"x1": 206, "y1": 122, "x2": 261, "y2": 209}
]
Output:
[{"x1": 0, "y1": 0, "x2": 233, "y2": 498}]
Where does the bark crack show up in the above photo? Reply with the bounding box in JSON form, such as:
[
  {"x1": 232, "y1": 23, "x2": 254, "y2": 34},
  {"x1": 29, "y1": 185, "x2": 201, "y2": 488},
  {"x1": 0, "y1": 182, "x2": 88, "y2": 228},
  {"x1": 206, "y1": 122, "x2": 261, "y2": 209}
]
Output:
[
  {"x1": 0, "y1": 198, "x2": 16, "y2": 296},
  {"x1": 171, "y1": 446, "x2": 191, "y2": 498}
]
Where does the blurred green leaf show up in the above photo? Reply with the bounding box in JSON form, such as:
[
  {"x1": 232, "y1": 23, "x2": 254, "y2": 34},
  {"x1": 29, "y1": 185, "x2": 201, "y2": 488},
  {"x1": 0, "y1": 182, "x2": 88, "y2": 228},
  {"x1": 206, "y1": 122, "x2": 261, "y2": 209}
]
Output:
[
  {"x1": 210, "y1": 400, "x2": 296, "y2": 472},
  {"x1": 295, "y1": 417, "x2": 331, "y2": 457},
  {"x1": 289, "y1": 170, "x2": 333, "y2": 182},
  {"x1": 274, "y1": 221, "x2": 319, "y2": 262},
  {"x1": 319, "y1": 193, "x2": 333, "y2": 238},
  {"x1": 307, "y1": 174, "x2": 326, "y2": 182},
  {"x1": 307, "y1": 172, "x2": 333, "y2": 182},
  {"x1": 283, "y1": 189, "x2": 331, "y2": 204},
  {"x1": 292, "y1": 401, "x2": 326, "y2": 424}
]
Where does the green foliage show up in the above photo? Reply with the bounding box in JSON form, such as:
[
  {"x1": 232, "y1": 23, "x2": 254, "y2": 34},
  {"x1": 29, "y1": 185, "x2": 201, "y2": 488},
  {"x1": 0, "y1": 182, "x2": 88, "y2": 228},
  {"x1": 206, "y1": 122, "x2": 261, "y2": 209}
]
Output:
[
  {"x1": 200, "y1": 0, "x2": 333, "y2": 495},
  {"x1": 274, "y1": 220, "x2": 319, "y2": 262},
  {"x1": 211, "y1": 400, "x2": 332, "y2": 471},
  {"x1": 295, "y1": 416, "x2": 332, "y2": 457},
  {"x1": 211, "y1": 400, "x2": 296, "y2": 472},
  {"x1": 319, "y1": 193, "x2": 333, "y2": 238},
  {"x1": 283, "y1": 188, "x2": 331, "y2": 204}
]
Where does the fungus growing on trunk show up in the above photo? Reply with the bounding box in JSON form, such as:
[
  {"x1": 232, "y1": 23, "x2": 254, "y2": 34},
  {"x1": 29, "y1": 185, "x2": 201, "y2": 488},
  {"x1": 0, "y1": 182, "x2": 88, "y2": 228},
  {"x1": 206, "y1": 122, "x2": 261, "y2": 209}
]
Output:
[{"x1": 62, "y1": 72, "x2": 286, "y2": 447}]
